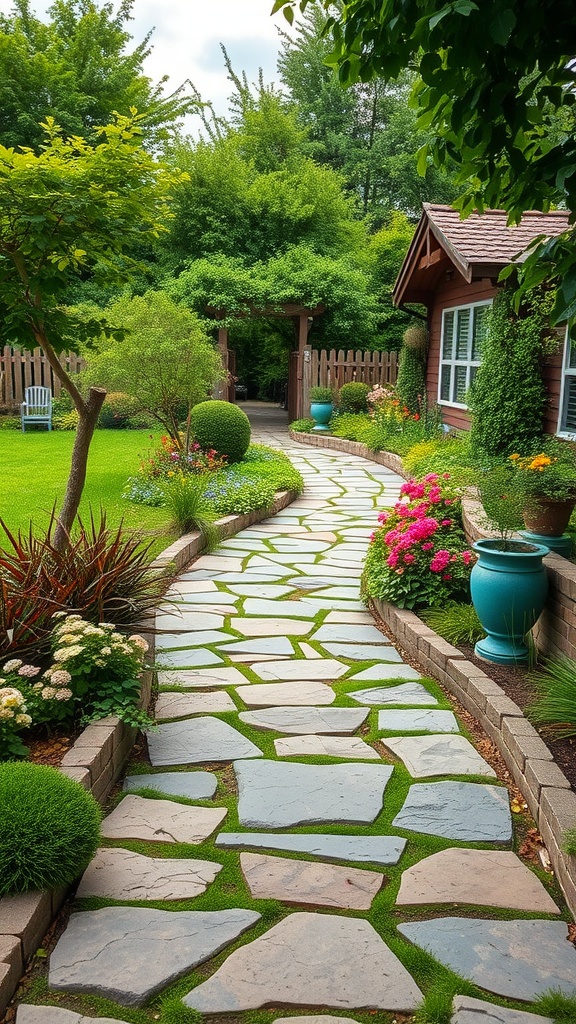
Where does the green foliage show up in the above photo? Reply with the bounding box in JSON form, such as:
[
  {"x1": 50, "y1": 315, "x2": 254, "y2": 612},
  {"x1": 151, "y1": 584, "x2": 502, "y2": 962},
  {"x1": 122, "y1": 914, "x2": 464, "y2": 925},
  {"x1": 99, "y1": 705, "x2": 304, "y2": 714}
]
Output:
[
  {"x1": 404, "y1": 434, "x2": 476, "y2": 485},
  {"x1": 509, "y1": 439, "x2": 576, "y2": 501},
  {"x1": 396, "y1": 345, "x2": 426, "y2": 414},
  {"x1": 533, "y1": 991, "x2": 576, "y2": 1023},
  {"x1": 413, "y1": 986, "x2": 453, "y2": 1024},
  {"x1": 338, "y1": 381, "x2": 370, "y2": 413},
  {"x1": 564, "y1": 829, "x2": 576, "y2": 857},
  {"x1": 161, "y1": 474, "x2": 219, "y2": 544},
  {"x1": 330, "y1": 412, "x2": 372, "y2": 441},
  {"x1": 53, "y1": 410, "x2": 79, "y2": 431},
  {"x1": 469, "y1": 289, "x2": 556, "y2": 458},
  {"x1": 0, "y1": 416, "x2": 21, "y2": 431},
  {"x1": 527, "y1": 656, "x2": 576, "y2": 738},
  {"x1": 0, "y1": 511, "x2": 166, "y2": 660},
  {"x1": 0, "y1": 763, "x2": 101, "y2": 895},
  {"x1": 82, "y1": 291, "x2": 224, "y2": 441},
  {"x1": 97, "y1": 392, "x2": 140, "y2": 429},
  {"x1": 476, "y1": 464, "x2": 526, "y2": 543},
  {"x1": 189, "y1": 401, "x2": 251, "y2": 464},
  {"x1": 203, "y1": 450, "x2": 304, "y2": 516},
  {"x1": 309, "y1": 386, "x2": 334, "y2": 403},
  {"x1": 49, "y1": 613, "x2": 150, "y2": 728},
  {"x1": 0, "y1": 0, "x2": 194, "y2": 151},
  {"x1": 362, "y1": 474, "x2": 474, "y2": 609},
  {"x1": 365, "y1": 213, "x2": 418, "y2": 349},
  {"x1": 289, "y1": 417, "x2": 315, "y2": 433},
  {"x1": 158, "y1": 997, "x2": 203, "y2": 1024},
  {"x1": 421, "y1": 602, "x2": 485, "y2": 647},
  {"x1": 276, "y1": 0, "x2": 576, "y2": 331}
]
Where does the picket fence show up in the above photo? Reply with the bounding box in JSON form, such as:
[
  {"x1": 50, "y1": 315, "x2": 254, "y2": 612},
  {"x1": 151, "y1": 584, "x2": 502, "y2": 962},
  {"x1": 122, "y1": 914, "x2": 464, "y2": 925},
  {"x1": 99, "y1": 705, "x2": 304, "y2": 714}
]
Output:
[{"x1": 0, "y1": 347, "x2": 85, "y2": 409}]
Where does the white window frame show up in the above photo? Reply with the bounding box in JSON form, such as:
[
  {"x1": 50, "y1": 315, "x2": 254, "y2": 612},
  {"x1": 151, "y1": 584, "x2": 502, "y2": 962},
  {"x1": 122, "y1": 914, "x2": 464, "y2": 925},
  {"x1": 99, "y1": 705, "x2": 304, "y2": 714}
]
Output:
[
  {"x1": 557, "y1": 325, "x2": 576, "y2": 439},
  {"x1": 438, "y1": 300, "x2": 491, "y2": 410}
]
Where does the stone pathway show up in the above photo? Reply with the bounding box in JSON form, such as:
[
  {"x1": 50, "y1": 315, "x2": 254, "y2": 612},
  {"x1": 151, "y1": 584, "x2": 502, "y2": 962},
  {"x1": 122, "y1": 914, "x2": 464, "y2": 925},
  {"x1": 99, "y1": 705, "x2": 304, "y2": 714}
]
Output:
[{"x1": 20, "y1": 413, "x2": 576, "y2": 1023}]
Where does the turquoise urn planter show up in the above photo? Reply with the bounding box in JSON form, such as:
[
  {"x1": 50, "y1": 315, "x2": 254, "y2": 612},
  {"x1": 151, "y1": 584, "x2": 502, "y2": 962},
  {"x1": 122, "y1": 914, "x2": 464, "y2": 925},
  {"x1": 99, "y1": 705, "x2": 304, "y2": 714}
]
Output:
[
  {"x1": 310, "y1": 401, "x2": 333, "y2": 432},
  {"x1": 470, "y1": 538, "x2": 550, "y2": 665}
]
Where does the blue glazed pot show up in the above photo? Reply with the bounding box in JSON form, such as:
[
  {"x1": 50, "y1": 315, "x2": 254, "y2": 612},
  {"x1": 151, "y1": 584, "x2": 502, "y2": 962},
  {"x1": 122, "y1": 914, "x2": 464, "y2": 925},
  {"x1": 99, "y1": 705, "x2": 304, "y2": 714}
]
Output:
[
  {"x1": 470, "y1": 538, "x2": 550, "y2": 665},
  {"x1": 310, "y1": 401, "x2": 333, "y2": 432}
]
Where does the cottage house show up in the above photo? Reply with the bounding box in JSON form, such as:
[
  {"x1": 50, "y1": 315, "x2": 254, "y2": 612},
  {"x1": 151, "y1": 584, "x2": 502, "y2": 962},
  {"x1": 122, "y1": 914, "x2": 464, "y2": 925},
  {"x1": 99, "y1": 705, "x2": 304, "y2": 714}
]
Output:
[{"x1": 392, "y1": 204, "x2": 573, "y2": 437}]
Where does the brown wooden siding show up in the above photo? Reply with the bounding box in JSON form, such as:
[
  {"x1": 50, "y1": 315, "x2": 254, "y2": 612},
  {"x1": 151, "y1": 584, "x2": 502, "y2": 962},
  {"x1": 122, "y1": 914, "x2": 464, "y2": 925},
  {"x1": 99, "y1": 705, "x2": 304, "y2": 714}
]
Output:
[{"x1": 426, "y1": 275, "x2": 497, "y2": 431}]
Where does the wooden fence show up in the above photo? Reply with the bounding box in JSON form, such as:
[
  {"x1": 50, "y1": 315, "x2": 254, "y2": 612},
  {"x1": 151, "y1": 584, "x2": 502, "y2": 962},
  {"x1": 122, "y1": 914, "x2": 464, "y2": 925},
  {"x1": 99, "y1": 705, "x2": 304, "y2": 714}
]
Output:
[
  {"x1": 0, "y1": 347, "x2": 85, "y2": 409},
  {"x1": 311, "y1": 349, "x2": 398, "y2": 390}
]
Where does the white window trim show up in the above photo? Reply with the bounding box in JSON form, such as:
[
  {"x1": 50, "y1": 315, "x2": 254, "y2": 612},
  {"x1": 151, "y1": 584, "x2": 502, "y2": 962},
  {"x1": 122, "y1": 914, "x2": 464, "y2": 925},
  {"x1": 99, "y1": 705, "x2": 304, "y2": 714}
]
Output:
[
  {"x1": 438, "y1": 299, "x2": 492, "y2": 410},
  {"x1": 557, "y1": 325, "x2": 576, "y2": 439}
]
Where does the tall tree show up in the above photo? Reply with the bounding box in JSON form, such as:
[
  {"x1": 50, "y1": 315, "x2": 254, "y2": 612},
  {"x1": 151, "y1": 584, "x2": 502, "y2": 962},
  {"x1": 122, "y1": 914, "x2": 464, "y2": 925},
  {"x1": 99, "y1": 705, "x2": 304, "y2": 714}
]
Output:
[
  {"x1": 274, "y1": 0, "x2": 576, "y2": 327},
  {"x1": 0, "y1": 113, "x2": 183, "y2": 549},
  {"x1": 0, "y1": 0, "x2": 194, "y2": 150},
  {"x1": 277, "y1": 5, "x2": 457, "y2": 223}
]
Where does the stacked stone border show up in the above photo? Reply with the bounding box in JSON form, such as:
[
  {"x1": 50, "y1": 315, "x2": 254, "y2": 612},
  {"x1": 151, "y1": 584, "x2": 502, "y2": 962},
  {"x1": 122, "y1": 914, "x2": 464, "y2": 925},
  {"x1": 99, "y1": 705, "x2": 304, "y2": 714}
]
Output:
[
  {"x1": 290, "y1": 429, "x2": 576, "y2": 917},
  {"x1": 0, "y1": 489, "x2": 297, "y2": 1019}
]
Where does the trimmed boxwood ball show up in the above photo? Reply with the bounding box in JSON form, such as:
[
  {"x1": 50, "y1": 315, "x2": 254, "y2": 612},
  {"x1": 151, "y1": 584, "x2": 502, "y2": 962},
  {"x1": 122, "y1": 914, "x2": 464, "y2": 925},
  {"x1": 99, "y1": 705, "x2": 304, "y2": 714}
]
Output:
[
  {"x1": 0, "y1": 763, "x2": 101, "y2": 896},
  {"x1": 338, "y1": 382, "x2": 370, "y2": 414},
  {"x1": 189, "y1": 400, "x2": 251, "y2": 464}
]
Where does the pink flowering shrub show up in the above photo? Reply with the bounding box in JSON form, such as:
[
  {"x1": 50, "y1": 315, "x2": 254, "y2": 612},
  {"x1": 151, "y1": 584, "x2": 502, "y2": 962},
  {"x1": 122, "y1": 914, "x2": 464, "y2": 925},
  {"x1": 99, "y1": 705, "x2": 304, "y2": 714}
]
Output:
[{"x1": 362, "y1": 473, "x2": 475, "y2": 609}]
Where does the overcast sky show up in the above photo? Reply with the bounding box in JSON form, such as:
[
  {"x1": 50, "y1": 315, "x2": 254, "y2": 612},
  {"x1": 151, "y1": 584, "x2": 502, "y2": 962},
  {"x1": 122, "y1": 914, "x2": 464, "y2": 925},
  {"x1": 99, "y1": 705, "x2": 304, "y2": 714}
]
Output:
[{"x1": 0, "y1": 0, "x2": 293, "y2": 133}]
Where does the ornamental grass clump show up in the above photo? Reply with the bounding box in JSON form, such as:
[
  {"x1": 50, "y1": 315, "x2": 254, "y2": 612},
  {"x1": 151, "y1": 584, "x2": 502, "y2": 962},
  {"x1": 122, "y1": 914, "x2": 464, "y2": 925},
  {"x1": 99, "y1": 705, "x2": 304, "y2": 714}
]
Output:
[
  {"x1": 0, "y1": 763, "x2": 101, "y2": 896},
  {"x1": 362, "y1": 473, "x2": 474, "y2": 610}
]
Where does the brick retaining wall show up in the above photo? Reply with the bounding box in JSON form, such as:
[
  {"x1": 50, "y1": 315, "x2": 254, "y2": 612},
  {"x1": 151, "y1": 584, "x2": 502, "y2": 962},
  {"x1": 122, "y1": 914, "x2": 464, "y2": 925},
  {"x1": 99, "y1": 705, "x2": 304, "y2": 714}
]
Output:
[{"x1": 0, "y1": 488, "x2": 298, "y2": 1020}]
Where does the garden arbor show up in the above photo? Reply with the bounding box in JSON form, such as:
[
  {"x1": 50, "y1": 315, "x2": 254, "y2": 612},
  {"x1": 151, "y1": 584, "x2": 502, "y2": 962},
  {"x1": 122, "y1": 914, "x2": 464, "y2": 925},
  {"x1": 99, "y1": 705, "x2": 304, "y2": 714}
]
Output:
[{"x1": 212, "y1": 302, "x2": 325, "y2": 419}]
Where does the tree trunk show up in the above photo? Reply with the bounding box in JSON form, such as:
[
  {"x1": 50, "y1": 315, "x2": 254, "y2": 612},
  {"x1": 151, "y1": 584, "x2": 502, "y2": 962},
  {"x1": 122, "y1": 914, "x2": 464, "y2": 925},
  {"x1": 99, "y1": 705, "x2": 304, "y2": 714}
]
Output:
[{"x1": 52, "y1": 387, "x2": 106, "y2": 552}]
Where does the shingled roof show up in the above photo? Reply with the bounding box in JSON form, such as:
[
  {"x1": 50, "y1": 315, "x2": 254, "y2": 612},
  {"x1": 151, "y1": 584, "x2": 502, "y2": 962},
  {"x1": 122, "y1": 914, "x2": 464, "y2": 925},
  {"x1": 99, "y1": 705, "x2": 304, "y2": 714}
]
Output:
[{"x1": 393, "y1": 204, "x2": 571, "y2": 308}]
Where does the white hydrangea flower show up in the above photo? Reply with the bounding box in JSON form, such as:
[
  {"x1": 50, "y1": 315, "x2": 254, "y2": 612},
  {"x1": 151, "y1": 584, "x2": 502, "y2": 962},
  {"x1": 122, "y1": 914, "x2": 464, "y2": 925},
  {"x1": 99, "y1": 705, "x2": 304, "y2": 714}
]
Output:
[
  {"x1": 18, "y1": 665, "x2": 41, "y2": 678},
  {"x1": 41, "y1": 686, "x2": 57, "y2": 700},
  {"x1": 50, "y1": 669, "x2": 72, "y2": 687},
  {"x1": 3, "y1": 659, "x2": 23, "y2": 672},
  {"x1": 15, "y1": 713, "x2": 32, "y2": 726},
  {"x1": 54, "y1": 688, "x2": 73, "y2": 701},
  {"x1": 53, "y1": 645, "x2": 83, "y2": 662},
  {"x1": 129, "y1": 635, "x2": 149, "y2": 652}
]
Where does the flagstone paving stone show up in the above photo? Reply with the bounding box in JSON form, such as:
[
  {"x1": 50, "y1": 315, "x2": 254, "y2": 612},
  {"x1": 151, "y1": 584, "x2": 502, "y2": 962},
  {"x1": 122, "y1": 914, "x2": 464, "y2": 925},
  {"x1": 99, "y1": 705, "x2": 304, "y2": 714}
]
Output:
[
  {"x1": 275, "y1": 734, "x2": 380, "y2": 760},
  {"x1": 234, "y1": 759, "x2": 394, "y2": 827},
  {"x1": 215, "y1": 831, "x2": 406, "y2": 865},
  {"x1": 351, "y1": 663, "x2": 422, "y2": 681},
  {"x1": 228, "y1": 617, "x2": 314, "y2": 636},
  {"x1": 324, "y1": 643, "x2": 404, "y2": 661},
  {"x1": 378, "y1": 709, "x2": 460, "y2": 733},
  {"x1": 217, "y1": 637, "x2": 296, "y2": 656},
  {"x1": 298, "y1": 642, "x2": 324, "y2": 658},
  {"x1": 157, "y1": 665, "x2": 249, "y2": 688},
  {"x1": 183, "y1": 912, "x2": 423, "y2": 1012},
  {"x1": 16, "y1": 1009, "x2": 131, "y2": 1024},
  {"x1": 49, "y1": 907, "x2": 260, "y2": 1006},
  {"x1": 243, "y1": 598, "x2": 320, "y2": 618},
  {"x1": 451, "y1": 996, "x2": 553, "y2": 1024},
  {"x1": 397, "y1": 849, "x2": 560, "y2": 912},
  {"x1": 155, "y1": 610, "x2": 225, "y2": 632},
  {"x1": 351, "y1": 683, "x2": 438, "y2": 706},
  {"x1": 393, "y1": 780, "x2": 511, "y2": 840},
  {"x1": 99, "y1": 795, "x2": 227, "y2": 844},
  {"x1": 383, "y1": 734, "x2": 497, "y2": 778},
  {"x1": 398, "y1": 918, "x2": 576, "y2": 1000},
  {"x1": 274, "y1": 1017, "x2": 362, "y2": 1024},
  {"x1": 76, "y1": 847, "x2": 222, "y2": 901},
  {"x1": 155, "y1": 690, "x2": 237, "y2": 719},
  {"x1": 169, "y1": 591, "x2": 239, "y2": 606},
  {"x1": 238, "y1": 706, "x2": 368, "y2": 733},
  {"x1": 252, "y1": 659, "x2": 349, "y2": 681},
  {"x1": 155, "y1": 630, "x2": 231, "y2": 649},
  {"x1": 147, "y1": 717, "x2": 263, "y2": 765},
  {"x1": 325, "y1": 610, "x2": 376, "y2": 624},
  {"x1": 166, "y1": 579, "x2": 218, "y2": 594},
  {"x1": 236, "y1": 680, "x2": 337, "y2": 708},
  {"x1": 240, "y1": 852, "x2": 384, "y2": 909},
  {"x1": 123, "y1": 771, "x2": 217, "y2": 799},
  {"x1": 227, "y1": 584, "x2": 296, "y2": 598}
]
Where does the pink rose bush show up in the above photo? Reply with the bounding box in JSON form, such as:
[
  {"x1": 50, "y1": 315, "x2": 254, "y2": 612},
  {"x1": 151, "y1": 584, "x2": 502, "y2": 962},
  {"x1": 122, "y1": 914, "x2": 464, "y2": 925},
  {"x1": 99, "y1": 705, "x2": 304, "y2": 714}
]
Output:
[{"x1": 362, "y1": 473, "x2": 475, "y2": 609}]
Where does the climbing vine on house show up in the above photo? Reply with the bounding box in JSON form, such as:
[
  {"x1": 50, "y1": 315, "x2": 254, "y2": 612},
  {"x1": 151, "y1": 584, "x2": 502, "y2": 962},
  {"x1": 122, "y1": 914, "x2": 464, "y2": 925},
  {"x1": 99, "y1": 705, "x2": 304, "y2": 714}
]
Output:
[{"x1": 468, "y1": 287, "x2": 557, "y2": 459}]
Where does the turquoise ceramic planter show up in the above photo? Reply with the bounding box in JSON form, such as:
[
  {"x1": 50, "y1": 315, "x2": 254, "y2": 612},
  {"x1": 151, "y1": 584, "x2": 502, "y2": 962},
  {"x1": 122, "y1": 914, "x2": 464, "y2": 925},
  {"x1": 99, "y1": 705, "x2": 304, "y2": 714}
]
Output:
[
  {"x1": 470, "y1": 538, "x2": 550, "y2": 665},
  {"x1": 310, "y1": 401, "x2": 333, "y2": 432}
]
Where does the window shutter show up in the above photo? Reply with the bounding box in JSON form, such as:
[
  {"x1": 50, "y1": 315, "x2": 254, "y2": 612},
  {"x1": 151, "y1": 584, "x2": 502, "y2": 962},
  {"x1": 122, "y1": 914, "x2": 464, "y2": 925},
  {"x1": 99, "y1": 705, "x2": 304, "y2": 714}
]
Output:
[{"x1": 563, "y1": 377, "x2": 576, "y2": 432}]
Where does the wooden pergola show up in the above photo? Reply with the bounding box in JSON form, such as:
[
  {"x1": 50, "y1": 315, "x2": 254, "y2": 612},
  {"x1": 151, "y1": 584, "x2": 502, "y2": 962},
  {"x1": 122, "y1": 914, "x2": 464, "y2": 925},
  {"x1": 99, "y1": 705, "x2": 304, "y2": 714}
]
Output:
[{"x1": 210, "y1": 302, "x2": 325, "y2": 420}]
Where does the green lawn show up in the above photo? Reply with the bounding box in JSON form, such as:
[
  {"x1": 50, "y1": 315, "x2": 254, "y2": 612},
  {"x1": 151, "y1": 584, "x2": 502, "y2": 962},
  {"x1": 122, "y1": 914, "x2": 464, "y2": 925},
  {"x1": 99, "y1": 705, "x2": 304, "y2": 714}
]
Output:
[{"x1": 0, "y1": 429, "x2": 171, "y2": 550}]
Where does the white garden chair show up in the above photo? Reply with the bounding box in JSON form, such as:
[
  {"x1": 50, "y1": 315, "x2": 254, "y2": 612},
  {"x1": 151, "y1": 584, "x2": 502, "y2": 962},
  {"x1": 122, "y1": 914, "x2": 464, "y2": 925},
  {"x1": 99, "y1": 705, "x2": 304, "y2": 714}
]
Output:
[{"x1": 20, "y1": 386, "x2": 53, "y2": 431}]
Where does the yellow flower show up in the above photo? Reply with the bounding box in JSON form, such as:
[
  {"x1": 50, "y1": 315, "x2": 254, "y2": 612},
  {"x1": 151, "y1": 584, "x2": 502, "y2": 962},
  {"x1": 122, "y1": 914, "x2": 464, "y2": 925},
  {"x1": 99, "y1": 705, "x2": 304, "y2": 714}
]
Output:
[{"x1": 509, "y1": 453, "x2": 520, "y2": 460}]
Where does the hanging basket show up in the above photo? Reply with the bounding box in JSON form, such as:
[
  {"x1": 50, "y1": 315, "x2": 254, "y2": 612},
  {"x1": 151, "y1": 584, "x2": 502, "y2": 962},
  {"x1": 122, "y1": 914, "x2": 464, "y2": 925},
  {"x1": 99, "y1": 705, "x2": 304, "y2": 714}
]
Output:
[{"x1": 402, "y1": 325, "x2": 428, "y2": 353}]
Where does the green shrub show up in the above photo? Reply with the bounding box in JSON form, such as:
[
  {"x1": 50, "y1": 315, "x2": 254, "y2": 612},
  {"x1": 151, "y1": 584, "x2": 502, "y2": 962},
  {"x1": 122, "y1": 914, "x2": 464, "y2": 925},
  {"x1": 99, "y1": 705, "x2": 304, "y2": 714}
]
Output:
[
  {"x1": 189, "y1": 400, "x2": 251, "y2": 463},
  {"x1": 338, "y1": 382, "x2": 370, "y2": 413},
  {"x1": 51, "y1": 394, "x2": 74, "y2": 416},
  {"x1": 421, "y1": 602, "x2": 485, "y2": 646},
  {"x1": 53, "y1": 410, "x2": 79, "y2": 431},
  {"x1": 396, "y1": 345, "x2": 426, "y2": 414},
  {"x1": 0, "y1": 763, "x2": 101, "y2": 895},
  {"x1": 404, "y1": 434, "x2": 477, "y2": 486},
  {"x1": 330, "y1": 412, "x2": 372, "y2": 441},
  {"x1": 0, "y1": 416, "x2": 20, "y2": 430},
  {"x1": 290, "y1": 418, "x2": 315, "y2": 433},
  {"x1": 98, "y1": 392, "x2": 140, "y2": 429}
]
